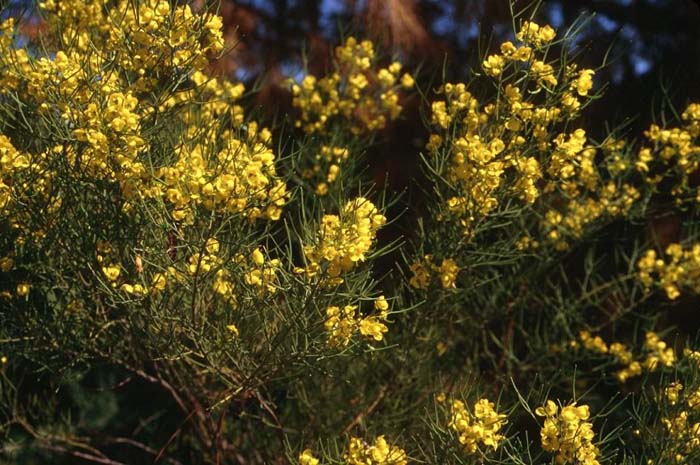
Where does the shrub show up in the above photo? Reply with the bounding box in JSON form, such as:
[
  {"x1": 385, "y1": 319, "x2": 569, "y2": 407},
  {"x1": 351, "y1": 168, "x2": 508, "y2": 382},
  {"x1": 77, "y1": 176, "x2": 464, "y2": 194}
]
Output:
[{"x1": 1, "y1": 1, "x2": 699, "y2": 464}]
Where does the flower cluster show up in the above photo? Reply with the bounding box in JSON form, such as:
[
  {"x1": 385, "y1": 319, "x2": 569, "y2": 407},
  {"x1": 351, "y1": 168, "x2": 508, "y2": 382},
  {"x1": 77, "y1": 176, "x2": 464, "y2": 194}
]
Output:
[
  {"x1": 535, "y1": 400, "x2": 600, "y2": 465},
  {"x1": 448, "y1": 398, "x2": 507, "y2": 455},
  {"x1": 324, "y1": 296, "x2": 391, "y2": 347},
  {"x1": 301, "y1": 145, "x2": 350, "y2": 196},
  {"x1": 636, "y1": 103, "x2": 700, "y2": 203},
  {"x1": 575, "y1": 330, "x2": 609, "y2": 355},
  {"x1": 290, "y1": 37, "x2": 413, "y2": 134},
  {"x1": 515, "y1": 21, "x2": 557, "y2": 47},
  {"x1": 154, "y1": 127, "x2": 287, "y2": 224},
  {"x1": 302, "y1": 198, "x2": 386, "y2": 281},
  {"x1": 91, "y1": 233, "x2": 280, "y2": 314},
  {"x1": 637, "y1": 243, "x2": 700, "y2": 300},
  {"x1": 239, "y1": 248, "x2": 281, "y2": 296},
  {"x1": 662, "y1": 411, "x2": 700, "y2": 464},
  {"x1": 541, "y1": 180, "x2": 640, "y2": 251},
  {"x1": 344, "y1": 436, "x2": 408, "y2": 465},
  {"x1": 0, "y1": 134, "x2": 29, "y2": 217},
  {"x1": 188, "y1": 241, "x2": 281, "y2": 306},
  {"x1": 657, "y1": 376, "x2": 700, "y2": 463},
  {"x1": 629, "y1": 348, "x2": 700, "y2": 463},
  {"x1": 39, "y1": 0, "x2": 224, "y2": 87},
  {"x1": 570, "y1": 330, "x2": 675, "y2": 383},
  {"x1": 642, "y1": 331, "x2": 676, "y2": 371},
  {"x1": 425, "y1": 21, "x2": 625, "y2": 240},
  {"x1": 0, "y1": 0, "x2": 288, "y2": 299},
  {"x1": 298, "y1": 435, "x2": 407, "y2": 465},
  {"x1": 408, "y1": 255, "x2": 459, "y2": 289},
  {"x1": 299, "y1": 449, "x2": 320, "y2": 465}
]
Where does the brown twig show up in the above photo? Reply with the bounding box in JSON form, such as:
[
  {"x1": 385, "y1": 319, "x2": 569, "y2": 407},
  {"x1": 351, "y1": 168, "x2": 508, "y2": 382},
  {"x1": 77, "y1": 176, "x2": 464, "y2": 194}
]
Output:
[
  {"x1": 154, "y1": 408, "x2": 199, "y2": 463},
  {"x1": 105, "y1": 436, "x2": 184, "y2": 465},
  {"x1": 341, "y1": 385, "x2": 388, "y2": 435},
  {"x1": 45, "y1": 445, "x2": 128, "y2": 465}
]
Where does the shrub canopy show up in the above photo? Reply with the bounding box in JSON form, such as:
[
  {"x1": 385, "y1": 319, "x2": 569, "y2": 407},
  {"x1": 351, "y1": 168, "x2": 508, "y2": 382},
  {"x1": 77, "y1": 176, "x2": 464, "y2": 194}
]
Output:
[{"x1": 1, "y1": 1, "x2": 700, "y2": 464}]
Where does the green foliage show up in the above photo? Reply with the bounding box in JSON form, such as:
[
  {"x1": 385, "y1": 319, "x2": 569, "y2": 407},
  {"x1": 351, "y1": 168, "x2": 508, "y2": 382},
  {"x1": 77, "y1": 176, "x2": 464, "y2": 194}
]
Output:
[{"x1": 0, "y1": 1, "x2": 699, "y2": 464}]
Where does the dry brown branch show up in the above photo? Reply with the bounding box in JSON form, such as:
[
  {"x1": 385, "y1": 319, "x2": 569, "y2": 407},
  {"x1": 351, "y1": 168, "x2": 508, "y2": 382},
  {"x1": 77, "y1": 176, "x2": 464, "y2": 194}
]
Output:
[{"x1": 341, "y1": 384, "x2": 388, "y2": 435}]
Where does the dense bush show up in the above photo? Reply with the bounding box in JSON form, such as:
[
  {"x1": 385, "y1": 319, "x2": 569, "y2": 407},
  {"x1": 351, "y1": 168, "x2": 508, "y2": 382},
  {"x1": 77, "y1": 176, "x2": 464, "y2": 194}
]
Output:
[{"x1": 1, "y1": 1, "x2": 700, "y2": 464}]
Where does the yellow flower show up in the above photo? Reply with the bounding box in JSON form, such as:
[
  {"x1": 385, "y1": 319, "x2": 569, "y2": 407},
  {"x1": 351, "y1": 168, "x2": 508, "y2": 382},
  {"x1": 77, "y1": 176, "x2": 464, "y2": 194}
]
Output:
[
  {"x1": 531, "y1": 60, "x2": 557, "y2": 87},
  {"x1": 409, "y1": 257, "x2": 432, "y2": 289},
  {"x1": 665, "y1": 382, "x2": 683, "y2": 405},
  {"x1": 359, "y1": 317, "x2": 388, "y2": 341},
  {"x1": 449, "y1": 398, "x2": 506, "y2": 454},
  {"x1": 344, "y1": 436, "x2": 407, "y2": 465},
  {"x1": 574, "y1": 69, "x2": 595, "y2": 96},
  {"x1": 251, "y1": 248, "x2": 265, "y2": 266},
  {"x1": 482, "y1": 54, "x2": 505, "y2": 77},
  {"x1": 299, "y1": 449, "x2": 319, "y2": 465},
  {"x1": 121, "y1": 283, "x2": 147, "y2": 295},
  {"x1": 205, "y1": 238, "x2": 220, "y2": 255},
  {"x1": 151, "y1": 273, "x2": 167, "y2": 291},
  {"x1": 16, "y1": 283, "x2": 30, "y2": 297},
  {"x1": 102, "y1": 265, "x2": 121, "y2": 281},
  {"x1": 0, "y1": 256, "x2": 13, "y2": 272},
  {"x1": 372, "y1": 295, "x2": 389, "y2": 311},
  {"x1": 324, "y1": 305, "x2": 357, "y2": 347},
  {"x1": 437, "y1": 258, "x2": 459, "y2": 288},
  {"x1": 536, "y1": 400, "x2": 600, "y2": 465}
]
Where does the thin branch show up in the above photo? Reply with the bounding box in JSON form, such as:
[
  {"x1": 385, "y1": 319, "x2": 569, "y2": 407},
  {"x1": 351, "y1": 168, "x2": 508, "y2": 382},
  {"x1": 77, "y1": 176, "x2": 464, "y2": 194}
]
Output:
[
  {"x1": 341, "y1": 385, "x2": 388, "y2": 435},
  {"x1": 105, "y1": 437, "x2": 185, "y2": 465}
]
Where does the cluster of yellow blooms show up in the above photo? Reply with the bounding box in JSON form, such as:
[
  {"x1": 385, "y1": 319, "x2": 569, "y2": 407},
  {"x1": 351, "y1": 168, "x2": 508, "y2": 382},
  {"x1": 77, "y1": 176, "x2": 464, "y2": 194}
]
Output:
[
  {"x1": 154, "y1": 125, "x2": 287, "y2": 224},
  {"x1": 535, "y1": 400, "x2": 600, "y2": 465},
  {"x1": 300, "y1": 145, "x2": 350, "y2": 196},
  {"x1": 625, "y1": 349, "x2": 700, "y2": 464},
  {"x1": 3, "y1": 0, "x2": 228, "y2": 187},
  {"x1": 95, "y1": 241, "x2": 163, "y2": 297},
  {"x1": 658, "y1": 377, "x2": 700, "y2": 464},
  {"x1": 299, "y1": 436, "x2": 407, "y2": 465},
  {"x1": 299, "y1": 448, "x2": 320, "y2": 465},
  {"x1": 483, "y1": 21, "x2": 556, "y2": 81},
  {"x1": 637, "y1": 243, "x2": 700, "y2": 300},
  {"x1": 541, "y1": 181, "x2": 640, "y2": 251},
  {"x1": 643, "y1": 331, "x2": 677, "y2": 370},
  {"x1": 448, "y1": 398, "x2": 507, "y2": 455},
  {"x1": 324, "y1": 296, "x2": 390, "y2": 347},
  {"x1": 39, "y1": 0, "x2": 224, "y2": 76},
  {"x1": 571, "y1": 330, "x2": 640, "y2": 382},
  {"x1": 239, "y1": 248, "x2": 281, "y2": 296},
  {"x1": 0, "y1": 133, "x2": 29, "y2": 218},
  {"x1": 344, "y1": 436, "x2": 408, "y2": 465},
  {"x1": 636, "y1": 103, "x2": 700, "y2": 203},
  {"x1": 407, "y1": 255, "x2": 459, "y2": 289},
  {"x1": 661, "y1": 412, "x2": 700, "y2": 464},
  {"x1": 426, "y1": 21, "x2": 638, "y2": 243},
  {"x1": 93, "y1": 236, "x2": 280, "y2": 305},
  {"x1": 301, "y1": 198, "x2": 386, "y2": 282},
  {"x1": 0, "y1": 0, "x2": 290, "y2": 301},
  {"x1": 290, "y1": 37, "x2": 414, "y2": 134},
  {"x1": 570, "y1": 330, "x2": 676, "y2": 383},
  {"x1": 206, "y1": 243, "x2": 281, "y2": 302},
  {"x1": 154, "y1": 70, "x2": 287, "y2": 223}
]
